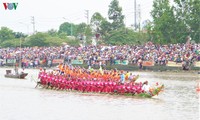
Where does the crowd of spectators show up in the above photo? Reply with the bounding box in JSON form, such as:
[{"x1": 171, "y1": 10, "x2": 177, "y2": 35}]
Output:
[{"x1": 0, "y1": 42, "x2": 199, "y2": 69}]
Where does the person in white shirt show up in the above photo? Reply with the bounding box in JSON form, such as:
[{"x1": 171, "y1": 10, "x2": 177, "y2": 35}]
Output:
[{"x1": 142, "y1": 81, "x2": 150, "y2": 93}]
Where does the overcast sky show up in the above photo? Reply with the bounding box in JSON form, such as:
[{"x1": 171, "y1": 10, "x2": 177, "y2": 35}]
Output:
[{"x1": 0, "y1": 0, "x2": 154, "y2": 34}]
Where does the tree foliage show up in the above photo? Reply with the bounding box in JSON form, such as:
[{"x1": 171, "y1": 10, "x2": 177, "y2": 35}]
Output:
[
  {"x1": 47, "y1": 29, "x2": 58, "y2": 37},
  {"x1": 58, "y1": 22, "x2": 92, "y2": 41},
  {"x1": 105, "y1": 28, "x2": 147, "y2": 45},
  {"x1": 150, "y1": 0, "x2": 200, "y2": 44},
  {"x1": 108, "y1": 0, "x2": 125, "y2": 30},
  {"x1": 90, "y1": 12, "x2": 106, "y2": 33},
  {"x1": 151, "y1": 0, "x2": 176, "y2": 44},
  {"x1": 183, "y1": 0, "x2": 200, "y2": 43},
  {"x1": 98, "y1": 20, "x2": 112, "y2": 40},
  {"x1": 58, "y1": 22, "x2": 74, "y2": 36},
  {"x1": 1, "y1": 39, "x2": 17, "y2": 47},
  {"x1": 24, "y1": 32, "x2": 49, "y2": 46},
  {"x1": 0, "y1": 27, "x2": 15, "y2": 42},
  {"x1": 2, "y1": 0, "x2": 199, "y2": 46}
]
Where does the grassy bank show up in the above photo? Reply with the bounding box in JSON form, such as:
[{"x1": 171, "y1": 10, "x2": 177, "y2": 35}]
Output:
[
  {"x1": 2, "y1": 63, "x2": 199, "y2": 72},
  {"x1": 69, "y1": 64, "x2": 199, "y2": 72}
]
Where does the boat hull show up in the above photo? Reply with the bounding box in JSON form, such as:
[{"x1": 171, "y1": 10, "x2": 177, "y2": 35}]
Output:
[
  {"x1": 35, "y1": 82, "x2": 164, "y2": 98},
  {"x1": 5, "y1": 73, "x2": 28, "y2": 79}
]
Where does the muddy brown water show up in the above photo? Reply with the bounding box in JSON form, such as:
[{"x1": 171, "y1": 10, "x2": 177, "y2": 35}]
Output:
[{"x1": 0, "y1": 68, "x2": 199, "y2": 120}]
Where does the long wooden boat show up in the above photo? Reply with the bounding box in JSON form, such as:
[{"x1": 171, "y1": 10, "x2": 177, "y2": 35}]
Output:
[
  {"x1": 35, "y1": 75, "x2": 164, "y2": 98},
  {"x1": 5, "y1": 70, "x2": 28, "y2": 79},
  {"x1": 36, "y1": 83, "x2": 164, "y2": 98}
]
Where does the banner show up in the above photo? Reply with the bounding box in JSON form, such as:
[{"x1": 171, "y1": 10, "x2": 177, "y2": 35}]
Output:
[
  {"x1": 142, "y1": 61, "x2": 154, "y2": 66},
  {"x1": 114, "y1": 60, "x2": 120, "y2": 65},
  {"x1": 52, "y1": 59, "x2": 64, "y2": 64},
  {"x1": 121, "y1": 60, "x2": 129, "y2": 65},
  {"x1": 166, "y1": 61, "x2": 182, "y2": 67},
  {"x1": 71, "y1": 60, "x2": 83, "y2": 64},
  {"x1": 7, "y1": 59, "x2": 16, "y2": 64},
  {"x1": 194, "y1": 61, "x2": 200, "y2": 67},
  {"x1": 3, "y1": 59, "x2": 6, "y2": 64},
  {"x1": 0, "y1": 59, "x2": 3, "y2": 62}
]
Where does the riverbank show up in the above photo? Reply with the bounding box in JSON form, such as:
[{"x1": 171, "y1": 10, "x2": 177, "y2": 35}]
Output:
[
  {"x1": 1, "y1": 63, "x2": 199, "y2": 73},
  {"x1": 62, "y1": 63, "x2": 199, "y2": 72}
]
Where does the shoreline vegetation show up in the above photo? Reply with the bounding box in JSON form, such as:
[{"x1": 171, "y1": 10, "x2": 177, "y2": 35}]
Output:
[{"x1": 2, "y1": 63, "x2": 199, "y2": 73}]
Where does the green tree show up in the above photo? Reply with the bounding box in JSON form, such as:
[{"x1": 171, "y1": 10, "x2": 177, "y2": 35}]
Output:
[
  {"x1": 47, "y1": 29, "x2": 58, "y2": 37},
  {"x1": 151, "y1": 0, "x2": 177, "y2": 44},
  {"x1": 0, "y1": 27, "x2": 15, "y2": 42},
  {"x1": 174, "y1": 0, "x2": 200, "y2": 42},
  {"x1": 105, "y1": 28, "x2": 146, "y2": 45},
  {"x1": 188, "y1": 0, "x2": 200, "y2": 43},
  {"x1": 173, "y1": 0, "x2": 192, "y2": 43},
  {"x1": 58, "y1": 22, "x2": 74, "y2": 36},
  {"x1": 150, "y1": 0, "x2": 200, "y2": 44},
  {"x1": 90, "y1": 12, "x2": 106, "y2": 34},
  {"x1": 142, "y1": 20, "x2": 154, "y2": 41},
  {"x1": 45, "y1": 37, "x2": 65, "y2": 46},
  {"x1": 99, "y1": 20, "x2": 112, "y2": 39},
  {"x1": 108, "y1": 0, "x2": 125, "y2": 30},
  {"x1": 76, "y1": 23, "x2": 92, "y2": 40},
  {"x1": 25, "y1": 32, "x2": 49, "y2": 46},
  {"x1": 1, "y1": 39, "x2": 17, "y2": 47},
  {"x1": 76, "y1": 23, "x2": 87, "y2": 35},
  {"x1": 85, "y1": 25, "x2": 93, "y2": 40},
  {"x1": 58, "y1": 32, "x2": 68, "y2": 39},
  {"x1": 13, "y1": 32, "x2": 27, "y2": 39}
]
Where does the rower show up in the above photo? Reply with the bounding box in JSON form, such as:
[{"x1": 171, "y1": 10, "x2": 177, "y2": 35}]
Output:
[
  {"x1": 142, "y1": 81, "x2": 150, "y2": 93},
  {"x1": 120, "y1": 71, "x2": 125, "y2": 84}
]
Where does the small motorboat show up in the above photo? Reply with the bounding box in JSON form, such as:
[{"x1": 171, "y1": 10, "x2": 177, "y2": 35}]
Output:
[{"x1": 5, "y1": 70, "x2": 28, "y2": 79}]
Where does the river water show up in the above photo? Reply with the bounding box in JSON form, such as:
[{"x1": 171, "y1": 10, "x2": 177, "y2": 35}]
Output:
[{"x1": 0, "y1": 68, "x2": 199, "y2": 120}]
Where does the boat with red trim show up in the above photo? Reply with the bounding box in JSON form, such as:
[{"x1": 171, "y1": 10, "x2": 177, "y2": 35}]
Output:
[{"x1": 35, "y1": 71, "x2": 164, "y2": 98}]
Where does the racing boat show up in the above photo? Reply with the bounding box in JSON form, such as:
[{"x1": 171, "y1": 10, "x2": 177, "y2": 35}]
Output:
[{"x1": 35, "y1": 72, "x2": 164, "y2": 98}]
